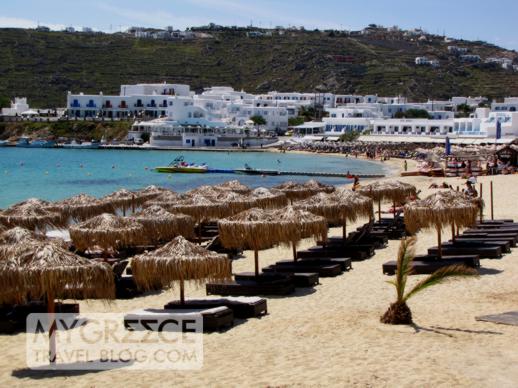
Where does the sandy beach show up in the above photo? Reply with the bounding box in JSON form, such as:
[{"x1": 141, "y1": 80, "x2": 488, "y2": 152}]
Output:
[{"x1": 2, "y1": 160, "x2": 518, "y2": 387}]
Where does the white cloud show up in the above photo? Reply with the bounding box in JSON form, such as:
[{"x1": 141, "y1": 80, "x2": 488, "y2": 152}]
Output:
[{"x1": 0, "y1": 16, "x2": 65, "y2": 30}]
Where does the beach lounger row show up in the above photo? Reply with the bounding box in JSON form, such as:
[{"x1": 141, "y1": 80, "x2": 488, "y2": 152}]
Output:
[{"x1": 383, "y1": 218, "x2": 517, "y2": 275}]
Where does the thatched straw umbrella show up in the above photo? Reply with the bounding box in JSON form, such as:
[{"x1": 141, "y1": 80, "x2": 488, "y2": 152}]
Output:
[
  {"x1": 218, "y1": 207, "x2": 328, "y2": 274},
  {"x1": 213, "y1": 191, "x2": 257, "y2": 215},
  {"x1": 167, "y1": 194, "x2": 226, "y2": 223},
  {"x1": 143, "y1": 191, "x2": 182, "y2": 209},
  {"x1": 185, "y1": 185, "x2": 221, "y2": 198},
  {"x1": 131, "y1": 205, "x2": 195, "y2": 244},
  {"x1": 304, "y1": 179, "x2": 335, "y2": 194},
  {"x1": 273, "y1": 181, "x2": 318, "y2": 202},
  {"x1": 102, "y1": 189, "x2": 138, "y2": 215},
  {"x1": 46, "y1": 194, "x2": 115, "y2": 222},
  {"x1": 404, "y1": 191, "x2": 479, "y2": 258},
  {"x1": 0, "y1": 227, "x2": 41, "y2": 260},
  {"x1": 131, "y1": 236, "x2": 231, "y2": 303},
  {"x1": 358, "y1": 181, "x2": 417, "y2": 221},
  {"x1": 295, "y1": 190, "x2": 373, "y2": 240},
  {"x1": 213, "y1": 180, "x2": 252, "y2": 195},
  {"x1": 135, "y1": 185, "x2": 171, "y2": 202},
  {"x1": 0, "y1": 198, "x2": 66, "y2": 231},
  {"x1": 69, "y1": 213, "x2": 144, "y2": 253},
  {"x1": 250, "y1": 187, "x2": 288, "y2": 209},
  {"x1": 0, "y1": 240, "x2": 114, "y2": 363}
]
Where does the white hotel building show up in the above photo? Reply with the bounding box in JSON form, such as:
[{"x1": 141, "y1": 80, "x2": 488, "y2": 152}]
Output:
[{"x1": 67, "y1": 83, "x2": 290, "y2": 133}]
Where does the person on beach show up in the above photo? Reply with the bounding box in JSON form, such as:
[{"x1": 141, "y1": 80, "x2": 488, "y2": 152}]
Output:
[
  {"x1": 404, "y1": 160, "x2": 408, "y2": 171},
  {"x1": 463, "y1": 179, "x2": 478, "y2": 198},
  {"x1": 352, "y1": 175, "x2": 360, "y2": 191}
]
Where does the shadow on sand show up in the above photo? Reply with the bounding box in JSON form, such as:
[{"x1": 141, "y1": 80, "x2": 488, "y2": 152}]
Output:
[
  {"x1": 12, "y1": 360, "x2": 133, "y2": 379},
  {"x1": 411, "y1": 323, "x2": 503, "y2": 337}
]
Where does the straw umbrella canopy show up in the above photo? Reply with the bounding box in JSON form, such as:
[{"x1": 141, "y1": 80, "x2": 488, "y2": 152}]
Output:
[
  {"x1": 273, "y1": 181, "x2": 318, "y2": 202},
  {"x1": 102, "y1": 189, "x2": 138, "y2": 215},
  {"x1": 167, "y1": 194, "x2": 226, "y2": 223},
  {"x1": 213, "y1": 180, "x2": 252, "y2": 195},
  {"x1": 218, "y1": 207, "x2": 328, "y2": 274},
  {"x1": 131, "y1": 205, "x2": 195, "y2": 244},
  {"x1": 143, "y1": 191, "x2": 182, "y2": 209},
  {"x1": 0, "y1": 198, "x2": 66, "y2": 231},
  {"x1": 404, "y1": 190, "x2": 479, "y2": 258},
  {"x1": 250, "y1": 187, "x2": 288, "y2": 209},
  {"x1": 131, "y1": 236, "x2": 231, "y2": 303},
  {"x1": 304, "y1": 179, "x2": 335, "y2": 194},
  {"x1": 0, "y1": 227, "x2": 42, "y2": 260},
  {"x1": 46, "y1": 194, "x2": 115, "y2": 222},
  {"x1": 212, "y1": 191, "x2": 257, "y2": 215},
  {"x1": 0, "y1": 240, "x2": 114, "y2": 363},
  {"x1": 295, "y1": 190, "x2": 373, "y2": 239},
  {"x1": 135, "y1": 185, "x2": 171, "y2": 202},
  {"x1": 358, "y1": 181, "x2": 417, "y2": 221},
  {"x1": 185, "y1": 185, "x2": 221, "y2": 198},
  {"x1": 69, "y1": 213, "x2": 145, "y2": 252}
]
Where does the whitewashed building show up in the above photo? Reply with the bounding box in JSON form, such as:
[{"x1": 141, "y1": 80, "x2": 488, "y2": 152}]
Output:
[{"x1": 1, "y1": 97, "x2": 30, "y2": 116}]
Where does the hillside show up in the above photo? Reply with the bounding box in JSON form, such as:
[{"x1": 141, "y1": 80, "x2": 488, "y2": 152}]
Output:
[{"x1": 1, "y1": 27, "x2": 518, "y2": 107}]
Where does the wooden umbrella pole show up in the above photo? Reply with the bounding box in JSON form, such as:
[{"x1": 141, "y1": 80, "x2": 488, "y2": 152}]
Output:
[
  {"x1": 254, "y1": 249, "x2": 259, "y2": 277},
  {"x1": 378, "y1": 200, "x2": 381, "y2": 222},
  {"x1": 292, "y1": 242, "x2": 297, "y2": 262},
  {"x1": 490, "y1": 181, "x2": 494, "y2": 220},
  {"x1": 343, "y1": 217, "x2": 347, "y2": 241},
  {"x1": 437, "y1": 227, "x2": 442, "y2": 259},
  {"x1": 122, "y1": 204, "x2": 126, "y2": 217},
  {"x1": 131, "y1": 195, "x2": 136, "y2": 214},
  {"x1": 179, "y1": 278, "x2": 185, "y2": 305},
  {"x1": 393, "y1": 201, "x2": 396, "y2": 220},
  {"x1": 479, "y1": 183, "x2": 483, "y2": 222},
  {"x1": 451, "y1": 223, "x2": 455, "y2": 242},
  {"x1": 47, "y1": 292, "x2": 57, "y2": 364}
]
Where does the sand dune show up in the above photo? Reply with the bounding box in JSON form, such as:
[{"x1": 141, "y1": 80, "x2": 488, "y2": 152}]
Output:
[{"x1": 2, "y1": 161, "x2": 518, "y2": 387}]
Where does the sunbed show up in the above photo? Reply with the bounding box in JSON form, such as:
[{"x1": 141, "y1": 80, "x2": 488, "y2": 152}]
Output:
[
  {"x1": 124, "y1": 307, "x2": 234, "y2": 332},
  {"x1": 446, "y1": 239, "x2": 511, "y2": 253},
  {"x1": 206, "y1": 275, "x2": 295, "y2": 296},
  {"x1": 427, "y1": 245, "x2": 502, "y2": 259},
  {"x1": 164, "y1": 296, "x2": 267, "y2": 319},
  {"x1": 383, "y1": 254, "x2": 480, "y2": 275},
  {"x1": 267, "y1": 260, "x2": 342, "y2": 277}
]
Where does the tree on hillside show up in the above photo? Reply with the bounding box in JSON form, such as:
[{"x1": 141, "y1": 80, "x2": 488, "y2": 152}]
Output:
[
  {"x1": 394, "y1": 109, "x2": 431, "y2": 119},
  {"x1": 0, "y1": 96, "x2": 10, "y2": 109},
  {"x1": 250, "y1": 115, "x2": 266, "y2": 126},
  {"x1": 339, "y1": 131, "x2": 361, "y2": 142},
  {"x1": 455, "y1": 103, "x2": 474, "y2": 118},
  {"x1": 288, "y1": 116, "x2": 305, "y2": 127}
]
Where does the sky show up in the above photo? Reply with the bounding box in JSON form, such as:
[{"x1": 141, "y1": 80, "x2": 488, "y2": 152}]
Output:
[{"x1": 1, "y1": 0, "x2": 517, "y2": 50}]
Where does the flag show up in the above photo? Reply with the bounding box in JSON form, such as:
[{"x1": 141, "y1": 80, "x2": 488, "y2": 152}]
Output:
[
  {"x1": 496, "y1": 119, "x2": 502, "y2": 140},
  {"x1": 445, "y1": 136, "x2": 451, "y2": 156}
]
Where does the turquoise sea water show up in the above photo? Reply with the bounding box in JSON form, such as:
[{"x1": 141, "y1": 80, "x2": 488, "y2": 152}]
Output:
[{"x1": 0, "y1": 148, "x2": 387, "y2": 208}]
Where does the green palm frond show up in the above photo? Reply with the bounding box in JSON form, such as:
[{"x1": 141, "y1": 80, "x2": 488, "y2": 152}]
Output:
[
  {"x1": 394, "y1": 237, "x2": 416, "y2": 302},
  {"x1": 403, "y1": 265, "x2": 478, "y2": 302}
]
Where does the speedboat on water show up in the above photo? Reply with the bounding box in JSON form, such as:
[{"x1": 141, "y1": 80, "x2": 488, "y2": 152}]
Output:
[
  {"x1": 154, "y1": 156, "x2": 209, "y2": 174},
  {"x1": 16, "y1": 137, "x2": 56, "y2": 148},
  {"x1": 0, "y1": 140, "x2": 8, "y2": 147},
  {"x1": 63, "y1": 140, "x2": 101, "y2": 149}
]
